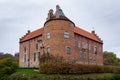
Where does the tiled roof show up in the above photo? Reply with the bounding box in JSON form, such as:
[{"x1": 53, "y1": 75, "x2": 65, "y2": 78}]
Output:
[
  {"x1": 74, "y1": 27, "x2": 102, "y2": 43},
  {"x1": 20, "y1": 27, "x2": 102, "y2": 43},
  {"x1": 20, "y1": 28, "x2": 43, "y2": 42}
]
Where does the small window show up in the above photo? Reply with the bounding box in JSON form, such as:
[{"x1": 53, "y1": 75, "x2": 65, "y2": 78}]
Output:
[
  {"x1": 94, "y1": 47, "x2": 97, "y2": 54},
  {"x1": 83, "y1": 53, "x2": 86, "y2": 59},
  {"x1": 24, "y1": 47, "x2": 26, "y2": 53},
  {"x1": 47, "y1": 32, "x2": 50, "y2": 39},
  {"x1": 34, "y1": 53, "x2": 36, "y2": 62},
  {"x1": 88, "y1": 44, "x2": 91, "y2": 50},
  {"x1": 67, "y1": 47, "x2": 71, "y2": 54},
  {"x1": 47, "y1": 47, "x2": 50, "y2": 54},
  {"x1": 80, "y1": 52, "x2": 82, "y2": 58},
  {"x1": 38, "y1": 52, "x2": 40, "y2": 61},
  {"x1": 24, "y1": 54, "x2": 26, "y2": 62},
  {"x1": 78, "y1": 42, "x2": 81, "y2": 48},
  {"x1": 64, "y1": 31, "x2": 69, "y2": 39},
  {"x1": 36, "y1": 44, "x2": 38, "y2": 50},
  {"x1": 89, "y1": 53, "x2": 92, "y2": 60}
]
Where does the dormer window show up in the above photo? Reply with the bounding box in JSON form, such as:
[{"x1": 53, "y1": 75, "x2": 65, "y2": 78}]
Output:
[{"x1": 64, "y1": 31, "x2": 69, "y2": 39}]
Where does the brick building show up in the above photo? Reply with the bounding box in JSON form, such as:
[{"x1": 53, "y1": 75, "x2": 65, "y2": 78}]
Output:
[{"x1": 19, "y1": 5, "x2": 103, "y2": 68}]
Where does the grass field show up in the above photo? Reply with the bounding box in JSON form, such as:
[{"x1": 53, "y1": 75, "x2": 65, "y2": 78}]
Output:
[{"x1": 16, "y1": 68, "x2": 39, "y2": 75}]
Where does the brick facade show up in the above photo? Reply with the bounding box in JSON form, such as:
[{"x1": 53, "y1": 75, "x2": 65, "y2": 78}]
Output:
[{"x1": 19, "y1": 5, "x2": 103, "y2": 68}]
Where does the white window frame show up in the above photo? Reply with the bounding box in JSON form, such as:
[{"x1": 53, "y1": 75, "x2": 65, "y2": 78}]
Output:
[
  {"x1": 64, "y1": 31, "x2": 69, "y2": 39},
  {"x1": 47, "y1": 32, "x2": 50, "y2": 39}
]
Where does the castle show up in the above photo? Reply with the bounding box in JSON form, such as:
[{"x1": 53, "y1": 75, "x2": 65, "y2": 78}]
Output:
[{"x1": 19, "y1": 5, "x2": 103, "y2": 68}]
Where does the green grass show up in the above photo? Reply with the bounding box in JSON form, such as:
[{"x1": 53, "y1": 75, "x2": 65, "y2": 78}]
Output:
[{"x1": 16, "y1": 68, "x2": 39, "y2": 75}]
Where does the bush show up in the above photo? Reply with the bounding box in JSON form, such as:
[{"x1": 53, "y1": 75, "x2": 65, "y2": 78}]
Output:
[
  {"x1": 0, "y1": 58, "x2": 18, "y2": 75},
  {"x1": 40, "y1": 62, "x2": 120, "y2": 74}
]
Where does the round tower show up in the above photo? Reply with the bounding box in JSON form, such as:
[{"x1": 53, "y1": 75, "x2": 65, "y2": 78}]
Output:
[{"x1": 42, "y1": 5, "x2": 75, "y2": 61}]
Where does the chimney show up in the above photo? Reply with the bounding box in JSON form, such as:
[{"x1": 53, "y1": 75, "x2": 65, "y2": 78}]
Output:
[
  {"x1": 27, "y1": 30, "x2": 31, "y2": 33},
  {"x1": 55, "y1": 5, "x2": 60, "y2": 18},
  {"x1": 91, "y1": 30, "x2": 95, "y2": 34}
]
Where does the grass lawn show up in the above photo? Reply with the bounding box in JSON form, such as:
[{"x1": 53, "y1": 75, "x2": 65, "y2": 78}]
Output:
[{"x1": 16, "y1": 68, "x2": 39, "y2": 75}]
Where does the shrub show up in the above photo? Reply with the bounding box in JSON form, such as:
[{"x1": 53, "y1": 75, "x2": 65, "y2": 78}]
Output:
[
  {"x1": 0, "y1": 58, "x2": 18, "y2": 75},
  {"x1": 40, "y1": 62, "x2": 120, "y2": 74}
]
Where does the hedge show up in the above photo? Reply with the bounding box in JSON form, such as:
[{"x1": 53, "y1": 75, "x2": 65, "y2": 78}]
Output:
[{"x1": 39, "y1": 62, "x2": 119, "y2": 74}]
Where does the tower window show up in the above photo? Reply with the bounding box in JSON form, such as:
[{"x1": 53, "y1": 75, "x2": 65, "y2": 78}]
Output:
[
  {"x1": 64, "y1": 31, "x2": 69, "y2": 39},
  {"x1": 66, "y1": 47, "x2": 71, "y2": 54},
  {"x1": 47, "y1": 32, "x2": 50, "y2": 39},
  {"x1": 47, "y1": 47, "x2": 50, "y2": 54},
  {"x1": 34, "y1": 53, "x2": 36, "y2": 62}
]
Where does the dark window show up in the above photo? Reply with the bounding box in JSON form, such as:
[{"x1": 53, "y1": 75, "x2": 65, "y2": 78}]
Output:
[
  {"x1": 36, "y1": 44, "x2": 38, "y2": 50},
  {"x1": 24, "y1": 54, "x2": 26, "y2": 62},
  {"x1": 67, "y1": 47, "x2": 71, "y2": 54},
  {"x1": 24, "y1": 47, "x2": 26, "y2": 53},
  {"x1": 34, "y1": 53, "x2": 36, "y2": 62},
  {"x1": 38, "y1": 52, "x2": 40, "y2": 61},
  {"x1": 64, "y1": 31, "x2": 69, "y2": 39}
]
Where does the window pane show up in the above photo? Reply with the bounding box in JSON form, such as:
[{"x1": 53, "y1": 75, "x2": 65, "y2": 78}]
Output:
[
  {"x1": 80, "y1": 52, "x2": 82, "y2": 58},
  {"x1": 78, "y1": 42, "x2": 81, "y2": 48},
  {"x1": 34, "y1": 53, "x2": 36, "y2": 61},
  {"x1": 64, "y1": 31, "x2": 69, "y2": 39},
  {"x1": 24, "y1": 47, "x2": 26, "y2": 53},
  {"x1": 47, "y1": 32, "x2": 50, "y2": 39},
  {"x1": 67, "y1": 47, "x2": 71, "y2": 54},
  {"x1": 36, "y1": 44, "x2": 38, "y2": 50}
]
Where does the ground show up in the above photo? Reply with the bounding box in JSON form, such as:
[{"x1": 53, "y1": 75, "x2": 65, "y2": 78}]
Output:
[{"x1": 9, "y1": 68, "x2": 120, "y2": 80}]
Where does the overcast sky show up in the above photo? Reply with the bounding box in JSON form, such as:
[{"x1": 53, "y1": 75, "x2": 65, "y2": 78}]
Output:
[{"x1": 0, "y1": 0, "x2": 120, "y2": 57}]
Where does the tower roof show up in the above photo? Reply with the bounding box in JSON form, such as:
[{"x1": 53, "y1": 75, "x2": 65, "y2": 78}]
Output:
[{"x1": 45, "y1": 5, "x2": 75, "y2": 26}]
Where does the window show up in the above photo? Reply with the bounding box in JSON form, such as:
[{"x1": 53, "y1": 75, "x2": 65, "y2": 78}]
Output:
[
  {"x1": 24, "y1": 54, "x2": 26, "y2": 62},
  {"x1": 47, "y1": 32, "x2": 50, "y2": 39},
  {"x1": 24, "y1": 47, "x2": 26, "y2": 53},
  {"x1": 47, "y1": 47, "x2": 50, "y2": 54},
  {"x1": 34, "y1": 53, "x2": 36, "y2": 62},
  {"x1": 64, "y1": 31, "x2": 69, "y2": 39},
  {"x1": 38, "y1": 52, "x2": 40, "y2": 61},
  {"x1": 67, "y1": 47, "x2": 71, "y2": 54},
  {"x1": 83, "y1": 53, "x2": 86, "y2": 59},
  {"x1": 36, "y1": 44, "x2": 38, "y2": 50},
  {"x1": 78, "y1": 42, "x2": 81, "y2": 48},
  {"x1": 93, "y1": 54, "x2": 97, "y2": 60},
  {"x1": 89, "y1": 53, "x2": 92, "y2": 60},
  {"x1": 80, "y1": 52, "x2": 82, "y2": 58},
  {"x1": 88, "y1": 44, "x2": 91, "y2": 50},
  {"x1": 94, "y1": 47, "x2": 97, "y2": 54}
]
